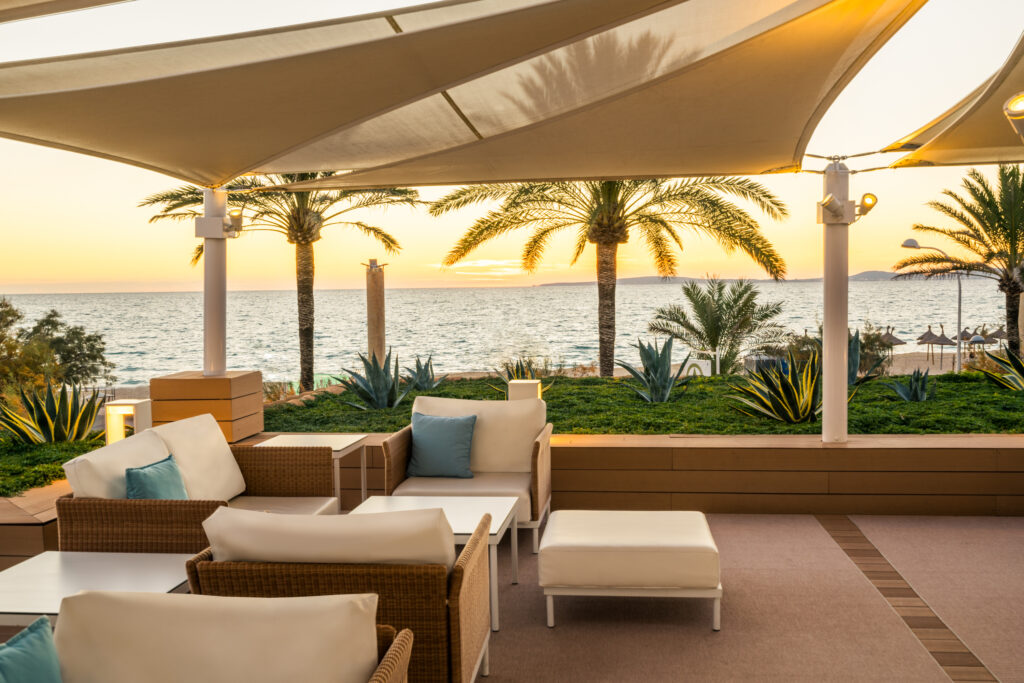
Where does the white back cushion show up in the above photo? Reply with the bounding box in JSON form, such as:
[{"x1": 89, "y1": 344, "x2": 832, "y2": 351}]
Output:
[
  {"x1": 204, "y1": 506, "x2": 457, "y2": 569},
  {"x1": 62, "y1": 431, "x2": 169, "y2": 498},
  {"x1": 412, "y1": 396, "x2": 545, "y2": 473},
  {"x1": 150, "y1": 414, "x2": 245, "y2": 501},
  {"x1": 55, "y1": 591, "x2": 379, "y2": 683}
]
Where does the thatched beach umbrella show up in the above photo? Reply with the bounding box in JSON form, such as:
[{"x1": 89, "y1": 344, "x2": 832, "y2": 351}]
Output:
[
  {"x1": 933, "y1": 325, "x2": 956, "y2": 368},
  {"x1": 880, "y1": 327, "x2": 906, "y2": 359},
  {"x1": 918, "y1": 325, "x2": 938, "y2": 362}
]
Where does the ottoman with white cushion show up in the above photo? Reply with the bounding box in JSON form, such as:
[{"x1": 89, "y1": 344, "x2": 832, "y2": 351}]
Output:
[{"x1": 538, "y1": 510, "x2": 722, "y2": 630}]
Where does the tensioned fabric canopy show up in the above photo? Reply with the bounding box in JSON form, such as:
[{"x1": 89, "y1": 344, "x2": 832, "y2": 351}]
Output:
[
  {"x1": 0, "y1": 0, "x2": 926, "y2": 189},
  {"x1": 885, "y1": 30, "x2": 1024, "y2": 168},
  {"x1": 0, "y1": 0, "x2": 126, "y2": 24}
]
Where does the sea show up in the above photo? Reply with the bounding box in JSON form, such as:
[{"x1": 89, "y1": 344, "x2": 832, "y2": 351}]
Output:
[{"x1": 4, "y1": 279, "x2": 1006, "y2": 386}]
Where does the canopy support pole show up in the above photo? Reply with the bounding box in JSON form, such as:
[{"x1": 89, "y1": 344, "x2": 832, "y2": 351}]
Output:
[
  {"x1": 820, "y1": 162, "x2": 852, "y2": 443},
  {"x1": 201, "y1": 188, "x2": 228, "y2": 377}
]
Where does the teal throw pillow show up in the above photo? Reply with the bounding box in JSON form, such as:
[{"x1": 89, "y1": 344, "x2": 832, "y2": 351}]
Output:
[
  {"x1": 407, "y1": 412, "x2": 476, "y2": 478},
  {"x1": 0, "y1": 616, "x2": 62, "y2": 683},
  {"x1": 125, "y1": 454, "x2": 189, "y2": 500}
]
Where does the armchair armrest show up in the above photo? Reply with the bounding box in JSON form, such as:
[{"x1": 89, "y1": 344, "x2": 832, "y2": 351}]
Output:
[
  {"x1": 381, "y1": 425, "x2": 412, "y2": 495},
  {"x1": 371, "y1": 627, "x2": 414, "y2": 683},
  {"x1": 57, "y1": 495, "x2": 225, "y2": 553},
  {"x1": 448, "y1": 514, "x2": 491, "y2": 683},
  {"x1": 230, "y1": 445, "x2": 333, "y2": 497},
  {"x1": 531, "y1": 423, "x2": 553, "y2": 521}
]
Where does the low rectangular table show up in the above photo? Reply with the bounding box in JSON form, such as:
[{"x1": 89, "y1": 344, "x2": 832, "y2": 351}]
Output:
[
  {"x1": 0, "y1": 551, "x2": 192, "y2": 627},
  {"x1": 350, "y1": 495, "x2": 518, "y2": 631},
  {"x1": 256, "y1": 433, "x2": 368, "y2": 506}
]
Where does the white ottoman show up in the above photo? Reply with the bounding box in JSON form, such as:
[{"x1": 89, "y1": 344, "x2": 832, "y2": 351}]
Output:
[{"x1": 538, "y1": 510, "x2": 721, "y2": 630}]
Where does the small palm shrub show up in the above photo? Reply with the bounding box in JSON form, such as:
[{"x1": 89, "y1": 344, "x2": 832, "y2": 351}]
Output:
[
  {"x1": 975, "y1": 348, "x2": 1024, "y2": 390},
  {"x1": 882, "y1": 369, "x2": 935, "y2": 402},
  {"x1": 403, "y1": 355, "x2": 447, "y2": 391},
  {"x1": 334, "y1": 349, "x2": 410, "y2": 410},
  {"x1": 729, "y1": 350, "x2": 822, "y2": 423},
  {"x1": 615, "y1": 338, "x2": 691, "y2": 403},
  {"x1": 0, "y1": 381, "x2": 104, "y2": 444}
]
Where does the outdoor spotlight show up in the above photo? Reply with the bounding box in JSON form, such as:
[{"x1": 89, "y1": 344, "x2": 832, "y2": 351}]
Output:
[
  {"x1": 901, "y1": 238, "x2": 920, "y2": 249},
  {"x1": 226, "y1": 208, "x2": 243, "y2": 236},
  {"x1": 104, "y1": 399, "x2": 152, "y2": 445},
  {"x1": 1005, "y1": 92, "x2": 1024, "y2": 140},
  {"x1": 857, "y1": 193, "x2": 877, "y2": 216}
]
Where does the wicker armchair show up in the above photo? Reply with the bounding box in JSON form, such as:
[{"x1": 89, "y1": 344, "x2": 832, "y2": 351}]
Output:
[
  {"x1": 384, "y1": 416, "x2": 552, "y2": 552},
  {"x1": 187, "y1": 514, "x2": 492, "y2": 683},
  {"x1": 374, "y1": 625, "x2": 415, "y2": 683},
  {"x1": 57, "y1": 444, "x2": 333, "y2": 553}
]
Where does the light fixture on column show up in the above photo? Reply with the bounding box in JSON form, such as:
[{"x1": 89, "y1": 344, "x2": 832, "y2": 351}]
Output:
[
  {"x1": 195, "y1": 208, "x2": 243, "y2": 238},
  {"x1": 1005, "y1": 92, "x2": 1024, "y2": 140},
  {"x1": 227, "y1": 208, "x2": 243, "y2": 236},
  {"x1": 857, "y1": 193, "x2": 877, "y2": 216},
  {"x1": 104, "y1": 398, "x2": 153, "y2": 445}
]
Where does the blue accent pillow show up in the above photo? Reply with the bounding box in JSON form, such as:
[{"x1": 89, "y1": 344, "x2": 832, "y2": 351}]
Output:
[
  {"x1": 125, "y1": 454, "x2": 189, "y2": 500},
  {"x1": 0, "y1": 616, "x2": 62, "y2": 683},
  {"x1": 407, "y1": 412, "x2": 476, "y2": 478}
]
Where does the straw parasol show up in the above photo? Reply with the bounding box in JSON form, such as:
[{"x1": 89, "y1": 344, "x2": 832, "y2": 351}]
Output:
[
  {"x1": 880, "y1": 327, "x2": 906, "y2": 358},
  {"x1": 933, "y1": 325, "x2": 956, "y2": 368},
  {"x1": 917, "y1": 325, "x2": 939, "y2": 362}
]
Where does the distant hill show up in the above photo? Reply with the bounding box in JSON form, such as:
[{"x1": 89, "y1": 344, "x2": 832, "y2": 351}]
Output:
[{"x1": 538, "y1": 271, "x2": 896, "y2": 287}]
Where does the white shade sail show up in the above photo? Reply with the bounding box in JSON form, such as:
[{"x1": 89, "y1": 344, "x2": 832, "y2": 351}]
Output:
[
  {"x1": 0, "y1": 0, "x2": 926, "y2": 188},
  {"x1": 0, "y1": 0, "x2": 127, "y2": 24},
  {"x1": 886, "y1": 31, "x2": 1024, "y2": 168}
]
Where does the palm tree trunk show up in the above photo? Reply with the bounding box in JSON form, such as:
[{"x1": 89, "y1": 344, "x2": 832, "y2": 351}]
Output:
[
  {"x1": 1007, "y1": 283, "x2": 1021, "y2": 355},
  {"x1": 296, "y1": 242, "x2": 315, "y2": 391},
  {"x1": 596, "y1": 241, "x2": 618, "y2": 377}
]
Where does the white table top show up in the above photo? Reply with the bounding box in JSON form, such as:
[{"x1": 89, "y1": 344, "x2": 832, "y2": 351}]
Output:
[
  {"x1": 351, "y1": 496, "x2": 517, "y2": 537},
  {"x1": 256, "y1": 434, "x2": 366, "y2": 454},
  {"x1": 0, "y1": 552, "x2": 192, "y2": 616}
]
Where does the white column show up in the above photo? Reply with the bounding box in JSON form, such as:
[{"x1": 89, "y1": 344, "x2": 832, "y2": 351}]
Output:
[
  {"x1": 821, "y1": 162, "x2": 851, "y2": 443},
  {"x1": 202, "y1": 188, "x2": 227, "y2": 376}
]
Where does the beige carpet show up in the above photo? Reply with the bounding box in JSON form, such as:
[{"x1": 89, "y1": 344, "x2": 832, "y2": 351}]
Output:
[
  {"x1": 853, "y1": 516, "x2": 1024, "y2": 683},
  {"x1": 482, "y1": 514, "x2": 947, "y2": 682}
]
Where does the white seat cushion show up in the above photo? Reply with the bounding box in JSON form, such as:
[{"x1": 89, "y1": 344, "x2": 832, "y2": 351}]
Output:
[
  {"x1": 539, "y1": 510, "x2": 720, "y2": 589},
  {"x1": 62, "y1": 430, "x2": 169, "y2": 499},
  {"x1": 228, "y1": 496, "x2": 338, "y2": 515},
  {"x1": 394, "y1": 472, "x2": 532, "y2": 521},
  {"x1": 150, "y1": 414, "x2": 245, "y2": 501},
  {"x1": 203, "y1": 505, "x2": 457, "y2": 569},
  {"x1": 412, "y1": 396, "x2": 545, "y2": 473},
  {"x1": 55, "y1": 591, "x2": 379, "y2": 683}
]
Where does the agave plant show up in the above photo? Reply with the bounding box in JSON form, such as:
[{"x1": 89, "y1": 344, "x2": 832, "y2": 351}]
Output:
[
  {"x1": 975, "y1": 348, "x2": 1024, "y2": 390},
  {"x1": 615, "y1": 338, "x2": 691, "y2": 403},
  {"x1": 402, "y1": 355, "x2": 447, "y2": 391},
  {"x1": 488, "y1": 357, "x2": 553, "y2": 396},
  {"x1": 849, "y1": 330, "x2": 885, "y2": 389},
  {"x1": 334, "y1": 348, "x2": 410, "y2": 410},
  {"x1": 882, "y1": 369, "x2": 935, "y2": 402},
  {"x1": 729, "y1": 350, "x2": 822, "y2": 423},
  {"x1": 0, "y1": 381, "x2": 104, "y2": 444}
]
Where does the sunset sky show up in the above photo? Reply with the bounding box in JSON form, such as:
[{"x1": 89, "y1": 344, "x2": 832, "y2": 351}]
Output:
[{"x1": 1, "y1": 0, "x2": 1023, "y2": 293}]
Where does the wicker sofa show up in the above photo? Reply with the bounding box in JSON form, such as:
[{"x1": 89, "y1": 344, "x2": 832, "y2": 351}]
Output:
[
  {"x1": 186, "y1": 514, "x2": 492, "y2": 683},
  {"x1": 57, "y1": 414, "x2": 335, "y2": 553},
  {"x1": 383, "y1": 396, "x2": 553, "y2": 552}
]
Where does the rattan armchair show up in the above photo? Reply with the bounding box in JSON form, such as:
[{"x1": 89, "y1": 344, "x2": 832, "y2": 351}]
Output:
[
  {"x1": 187, "y1": 514, "x2": 492, "y2": 683},
  {"x1": 56, "y1": 444, "x2": 333, "y2": 553},
  {"x1": 374, "y1": 625, "x2": 415, "y2": 683}
]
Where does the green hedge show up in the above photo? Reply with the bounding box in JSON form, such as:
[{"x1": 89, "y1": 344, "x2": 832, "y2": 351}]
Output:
[
  {"x1": 0, "y1": 439, "x2": 95, "y2": 497},
  {"x1": 264, "y1": 373, "x2": 1024, "y2": 435}
]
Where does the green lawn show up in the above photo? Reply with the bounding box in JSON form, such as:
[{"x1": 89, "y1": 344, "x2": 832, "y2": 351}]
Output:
[
  {"x1": 0, "y1": 439, "x2": 96, "y2": 498},
  {"x1": 264, "y1": 373, "x2": 1024, "y2": 435}
]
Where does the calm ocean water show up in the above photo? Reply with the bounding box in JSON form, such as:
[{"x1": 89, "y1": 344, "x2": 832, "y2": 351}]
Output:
[{"x1": 5, "y1": 280, "x2": 1005, "y2": 385}]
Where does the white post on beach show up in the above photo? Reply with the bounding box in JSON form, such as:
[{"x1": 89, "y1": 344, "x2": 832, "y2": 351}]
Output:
[
  {"x1": 818, "y1": 161, "x2": 854, "y2": 444},
  {"x1": 198, "y1": 188, "x2": 228, "y2": 377}
]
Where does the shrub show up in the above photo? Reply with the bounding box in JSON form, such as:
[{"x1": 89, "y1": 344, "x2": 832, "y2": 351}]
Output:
[
  {"x1": 0, "y1": 381, "x2": 104, "y2": 444},
  {"x1": 403, "y1": 355, "x2": 447, "y2": 391},
  {"x1": 615, "y1": 338, "x2": 690, "y2": 403},
  {"x1": 489, "y1": 356, "x2": 554, "y2": 396},
  {"x1": 882, "y1": 369, "x2": 935, "y2": 402},
  {"x1": 729, "y1": 349, "x2": 822, "y2": 423},
  {"x1": 334, "y1": 348, "x2": 410, "y2": 410},
  {"x1": 975, "y1": 348, "x2": 1024, "y2": 390}
]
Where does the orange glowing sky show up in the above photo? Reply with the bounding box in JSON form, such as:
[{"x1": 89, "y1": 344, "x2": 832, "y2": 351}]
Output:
[{"x1": 1, "y1": 0, "x2": 1023, "y2": 293}]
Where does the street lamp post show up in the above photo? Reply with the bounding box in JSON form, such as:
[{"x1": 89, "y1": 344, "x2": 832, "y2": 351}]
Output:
[{"x1": 901, "y1": 239, "x2": 962, "y2": 373}]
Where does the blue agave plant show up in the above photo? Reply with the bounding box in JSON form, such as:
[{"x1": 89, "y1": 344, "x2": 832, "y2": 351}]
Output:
[
  {"x1": 615, "y1": 338, "x2": 691, "y2": 403},
  {"x1": 334, "y1": 348, "x2": 410, "y2": 410}
]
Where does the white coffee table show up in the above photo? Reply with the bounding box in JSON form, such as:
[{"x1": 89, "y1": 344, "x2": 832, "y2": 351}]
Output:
[
  {"x1": 256, "y1": 433, "x2": 368, "y2": 505},
  {"x1": 351, "y1": 495, "x2": 518, "y2": 631},
  {"x1": 0, "y1": 551, "x2": 192, "y2": 627}
]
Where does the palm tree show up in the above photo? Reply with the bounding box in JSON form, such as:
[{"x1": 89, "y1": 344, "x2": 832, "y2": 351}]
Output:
[
  {"x1": 141, "y1": 173, "x2": 418, "y2": 391},
  {"x1": 648, "y1": 277, "x2": 787, "y2": 375},
  {"x1": 892, "y1": 164, "x2": 1024, "y2": 354},
  {"x1": 430, "y1": 179, "x2": 787, "y2": 376}
]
